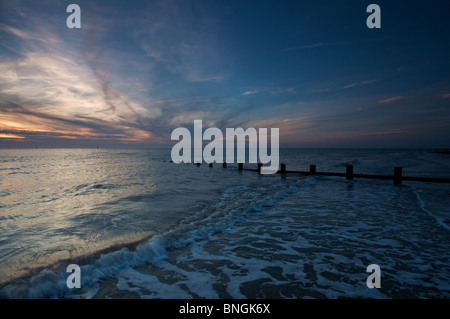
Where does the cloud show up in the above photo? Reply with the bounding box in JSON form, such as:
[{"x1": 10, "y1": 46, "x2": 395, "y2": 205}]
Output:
[
  {"x1": 378, "y1": 96, "x2": 409, "y2": 104},
  {"x1": 132, "y1": 0, "x2": 227, "y2": 83},
  {"x1": 280, "y1": 38, "x2": 388, "y2": 53},
  {"x1": 267, "y1": 87, "x2": 296, "y2": 95},
  {"x1": 343, "y1": 80, "x2": 376, "y2": 89},
  {"x1": 0, "y1": 23, "x2": 31, "y2": 39},
  {"x1": 0, "y1": 98, "x2": 154, "y2": 143},
  {"x1": 0, "y1": 133, "x2": 26, "y2": 139},
  {"x1": 280, "y1": 43, "x2": 324, "y2": 52},
  {"x1": 242, "y1": 87, "x2": 296, "y2": 96},
  {"x1": 0, "y1": 13, "x2": 160, "y2": 144},
  {"x1": 242, "y1": 90, "x2": 258, "y2": 95},
  {"x1": 309, "y1": 87, "x2": 331, "y2": 94},
  {"x1": 0, "y1": 0, "x2": 238, "y2": 146},
  {"x1": 311, "y1": 80, "x2": 376, "y2": 94}
]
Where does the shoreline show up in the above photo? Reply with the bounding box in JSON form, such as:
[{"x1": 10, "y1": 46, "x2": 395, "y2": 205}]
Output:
[{"x1": 0, "y1": 231, "x2": 156, "y2": 291}]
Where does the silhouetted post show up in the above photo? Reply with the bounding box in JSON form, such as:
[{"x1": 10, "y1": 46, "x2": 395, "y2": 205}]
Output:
[
  {"x1": 238, "y1": 163, "x2": 243, "y2": 170},
  {"x1": 310, "y1": 165, "x2": 316, "y2": 174},
  {"x1": 258, "y1": 163, "x2": 263, "y2": 174},
  {"x1": 394, "y1": 167, "x2": 402, "y2": 185},
  {"x1": 346, "y1": 165, "x2": 354, "y2": 180},
  {"x1": 223, "y1": 162, "x2": 227, "y2": 168},
  {"x1": 280, "y1": 163, "x2": 286, "y2": 174},
  {"x1": 196, "y1": 162, "x2": 201, "y2": 166},
  {"x1": 209, "y1": 163, "x2": 213, "y2": 167}
]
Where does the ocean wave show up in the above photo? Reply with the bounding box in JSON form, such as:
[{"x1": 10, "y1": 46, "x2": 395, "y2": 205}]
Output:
[
  {"x1": 0, "y1": 177, "x2": 307, "y2": 298},
  {"x1": 410, "y1": 187, "x2": 450, "y2": 231},
  {"x1": 93, "y1": 177, "x2": 450, "y2": 299}
]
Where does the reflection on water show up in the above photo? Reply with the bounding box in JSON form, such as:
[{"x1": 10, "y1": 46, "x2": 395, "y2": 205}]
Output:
[
  {"x1": 0, "y1": 148, "x2": 262, "y2": 283},
  {"x1": 0, "y1": 148, "x2": 449, "y2": 298}
]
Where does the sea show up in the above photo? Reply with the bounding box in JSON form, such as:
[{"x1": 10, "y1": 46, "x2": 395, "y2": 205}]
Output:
[{"x1": 0, "y1": 148, "x2": 449, "y2": 299}]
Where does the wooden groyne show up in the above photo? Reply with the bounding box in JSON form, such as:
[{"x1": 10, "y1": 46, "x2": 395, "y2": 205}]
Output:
[{"x1": 197, "y1": 163, "x2": 450, "y2": 185}]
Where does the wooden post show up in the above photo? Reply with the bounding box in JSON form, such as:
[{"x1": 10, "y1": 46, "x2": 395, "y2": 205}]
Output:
[
  {"x1": 310, "y1": 165, "x2": 316, "y2": 174},
  {"x1": 346, "y1": 165, "x2": 353, "y2": 180},
  {"x1": 280, "y1": 163, "x2": 286, "y2": 174},
  {"x1": 209, "y1": 163, "x2": 213, "y2": 167},
  {"x1": 258, "y1": 163, "x2": 263, "y2": 174},
  {"x1": 394, "y1": 167, "x2": 402, "y2": 185},
  {"x1": 238, "y1": 163, "x2": 243, "y2": 170},
  {"x1": 196, "y1": 162, "x2": 201, "y2": 166},
  {"x1": 223, "y1": 162, "x2": 227, "y2": 168}
]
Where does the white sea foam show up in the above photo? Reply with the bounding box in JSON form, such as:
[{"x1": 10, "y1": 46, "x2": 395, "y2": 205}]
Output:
[
  {"x1": 1, "y1": 178, "x2": 306, "y2": 298},
  {"x1": 114, "y1": 177, "x2": 449, "y2": 298},
  {"x1": 1, "y1": 149, "x2": 449, "y2": 299},
  {"x1": 410, "y1": 187, "x2": 450, "y2": 231},
  {"x1": 64, "y1": 177, "x2": 450, "y2": 299}
]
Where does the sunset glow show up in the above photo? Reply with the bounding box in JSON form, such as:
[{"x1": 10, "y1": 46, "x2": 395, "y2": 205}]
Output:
[{"x1": 0, "y1": 1, "x2": 449, "y2": 148}]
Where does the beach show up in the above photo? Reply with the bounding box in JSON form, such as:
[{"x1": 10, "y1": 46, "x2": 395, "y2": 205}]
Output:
[{"x1": 0, "y1": 148, "x2": 449, "y2": 298}]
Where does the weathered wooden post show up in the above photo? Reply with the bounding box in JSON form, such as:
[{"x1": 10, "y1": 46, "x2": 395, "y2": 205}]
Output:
[
  {"x1": 280, "y1": 163, "x2": 286, "y2": 174},
  {"x1": 238, "y1": 163, "x2": 243, "y2": 170},
  {"x1": 394, "y1": 167, "x2": 402, "y2": 185},
  {"x1": 209, "y1": 163, "x2": 213, "y2": 167},
  {"x1": 346, "y1": 165, "x2": 353, "y2": 180},
  {"x1": 310, "y1": 164, "x2": 316, "y2": 175},
  {"x1": 223, "y1": 162, "x2": 227, "y2": 168},
  {"x1": 258, "y1": 163, "x2": 263, "y2": 174}
]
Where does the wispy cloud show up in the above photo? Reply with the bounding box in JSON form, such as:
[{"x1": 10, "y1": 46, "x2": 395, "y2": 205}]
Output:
[
  {"x1": 0, "y1": 1, "x2": 448, "y2": 148},
  {"x1": 309, "y1": 87, "x2": 331, "y2": 94},
  {"x1": 378, "y1": 96, "x2": 409, "y2": 104},
  {"x1": 0, "y1": 11, "x2": 159, "y2": 144},
  {"x1": 0, "y1": 23, "x2": 32, "y2": 39},
  {"x1": 280, "y1": 43, "x2": 324, "y2": 52},
  {"x1": 242, "y1": 90, "x2": 258, "y2": 95},
  {"x1": 280, "y1": 37, "x2": 388, "y2": 53},
  {"x1": 0, "y1": 133, "x2": 26, "y2": 139},
  {"x1": 242, "y1": 87, "x2": 296, "y2": 96},
  {"x1": 267, "y1": 87, "x2": 296, "y2": 95},
  {"x1": 343, "y1": 80, "x2": 376, "y2": 89},
  {"x1": 132, "y1": 0, "x2": 226, "y2": 83},
  {"x1": 310, "y1": 80, "x2": 376, "y2": 94}
]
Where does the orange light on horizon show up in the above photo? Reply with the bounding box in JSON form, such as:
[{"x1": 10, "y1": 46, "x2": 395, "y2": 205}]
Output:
[
  {"x1": 0, "y1": 133, "x2": 26, "y2": 139},
  {"x1": 0, "y1": 116, "x2": 155, "y2": 143}
]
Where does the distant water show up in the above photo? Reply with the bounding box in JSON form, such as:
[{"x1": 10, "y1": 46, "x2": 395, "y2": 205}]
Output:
[{"x1": 0, "y1": 148, "x2": 449, "y2": 298}]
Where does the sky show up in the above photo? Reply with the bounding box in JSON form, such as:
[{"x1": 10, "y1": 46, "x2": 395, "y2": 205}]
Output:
[{"x1": 0, "y1": 0, "x2": 449, "y2": 148}]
